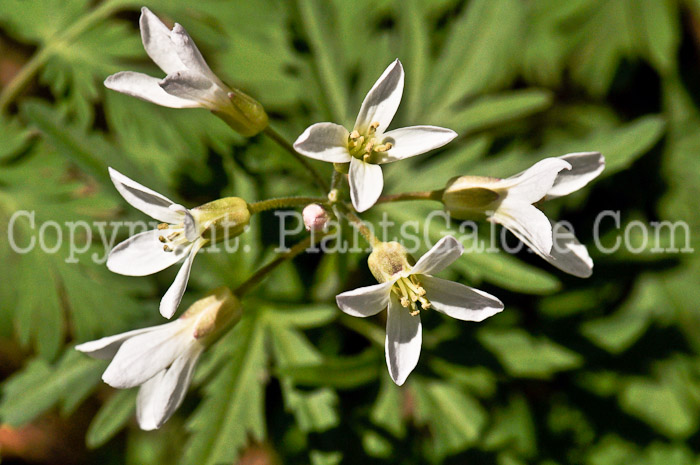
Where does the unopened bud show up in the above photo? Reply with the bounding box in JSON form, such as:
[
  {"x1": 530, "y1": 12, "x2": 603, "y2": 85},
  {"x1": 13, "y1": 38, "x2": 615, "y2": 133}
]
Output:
[
  {"x1": 183, "y1": 287, "x2": 243, "y2": 343},
  {"x1": 441, "y1": 176, "x2": 504, "y2": 220},
  {"x1": 303, "y1": 204, "x2": 330, "y2": 232},
  {"x1": 368, "y1": 241, "x2": 414, "y2": 283},
  {"x1": 212, "y1": 89, "x2": 268, "y2": 137},
  {"x1": 191, "y1": 197, "x2": 251, "y2": 243}
]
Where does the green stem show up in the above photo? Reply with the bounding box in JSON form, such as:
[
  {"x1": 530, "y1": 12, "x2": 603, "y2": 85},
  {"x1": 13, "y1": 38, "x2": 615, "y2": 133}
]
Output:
[
  {"x1": 234, "y1": 232, "x2": 326, "y2": 296},
  {"x1": 0, "y1": 0, "x2": 128, "y2": 113},
  {"x1": 376, "y1": 189, "x2": 443, "y2": 204},
  {"x1": 247, "y1": 196, "x2": 327, "y2": 215},
  {"x1": 263, "y1": 125, "x2": 330, "y2": 192},
  {"x1": 336, "y1": 202, "x2": 380, "y2": 247}
]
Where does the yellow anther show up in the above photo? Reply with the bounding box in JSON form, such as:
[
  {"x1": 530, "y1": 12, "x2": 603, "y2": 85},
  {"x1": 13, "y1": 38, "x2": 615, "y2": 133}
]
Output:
[
  {"x1": 368, "y1": 121, "x2": 380, "y2": 134},
  {"x1": 409, "y1": 309, "x2": 420, "y2": 316},
  {"x1": 163, "y1": 244, "x2": 172, "y2": 252},
  {"x1": 363, "y1": 153, "x2": 371, "y2": 162},
  {"x1": 400, "y1": 297, "x2": 411, "y2": 307},
  {"x1": 374, "y1": 142, "x2": 392, "y2": 152},
  {"x1": 157, "y1": 223, "x2": 169, "y2": 230},
  {"x1": 349, "y1": 130, "x2": 360, "y2": 140},
  {"x1": 364, "y1": 140, "x2": 375, "y2": 153},
  {"x1": 158, "y1": 235, "x2": 166, "y2": 243}
]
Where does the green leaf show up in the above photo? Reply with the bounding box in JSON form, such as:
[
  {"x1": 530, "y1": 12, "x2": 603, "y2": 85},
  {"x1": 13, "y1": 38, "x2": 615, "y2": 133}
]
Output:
[
  {"x1": 277, "y1": 349, "x2": 382, "y2": 389},
  {"x1": 183, "y1": 314, "x2": 267, "y2": 465},
  {"x1": 0, "y1": 350, "x2": 103, "y2": 426},
  {"x1": 479, "y1": 328, "x2": 583, "y2": 378},
  {"x1": 413, "y1": 379, "x2": 487, "y2": 459},
  {"x1": 86, "y1": 389, "x2": 137, "y2": 448}
]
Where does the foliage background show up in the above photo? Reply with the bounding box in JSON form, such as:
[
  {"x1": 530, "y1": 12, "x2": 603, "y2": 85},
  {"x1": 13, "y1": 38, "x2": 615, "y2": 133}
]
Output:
[{"x1": 1, "y1": 0, "x2": 699, "y2": 463}]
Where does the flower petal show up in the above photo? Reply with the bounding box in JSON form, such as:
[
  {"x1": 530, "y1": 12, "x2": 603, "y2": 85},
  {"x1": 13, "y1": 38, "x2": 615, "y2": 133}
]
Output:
[
  {"x1": 495, "y1": 157, "x2": 572, "y2": 205},
  {"x1": 336, "y1": 281, "x2": 394, "y2": 317},
  {"x1": 385, "y1": 295, "x2": 421, "y2": 386},
  {"x1": 421, "y1": 276, "x2": 503, "y2": 322},
  {"x1": 139, "y1": 7, "x2": 185, "y2": 74},
  {"x1": 75, "y1": 327, "x2": 156, "y2": 360},
  {"x1": 160, "y1": 70, "x2": 228, "y2": 109},
  {"x1": 411, "y1": 236, "x2": 464, "y2": 276},
  {"x1": 170, "y1": 23, "x2": 220, "y2": 84},
  {"x1": 377, "y1": 126, "x2": 457, "y2": 164},
  {"x1": 517, "y1": 221, "x2": 593, "y2": 278},
  {"x1": 159, "y1": 240, "x2": 205, "y2": 319},
  {"x1": 354, "y1": 59, "x2": 404, "y2": 134},
  {"x1": 136, "y1": 344, "x2": 203, "y2": 430},
  {"x1": 108, "y1": 167, "x2": 184, "y2": 223},
  {"x1": 492, "y1": 203, "x2": 553, "y2": 256},
  {"x1": 104, "y1": 72, "x2": 201, "y2": 109},
  {"x1": 349, "y1": 157, "x2": 384, "y2": 212},
  {"x1": 293, "y1": 122, "x2": 351, "y2": 163},
  {"x1": 183, "y1": 210, "x2": 199, "y2": 242},
  {"x1": 547, "y1": 152, "x2": 605, "y2": 199},
  {"x1": 102, "y1": 321, "x2": 189, "y2": 389},
  {"x1": 107, "y1": 229, "x2": 190, "y2": 277}
]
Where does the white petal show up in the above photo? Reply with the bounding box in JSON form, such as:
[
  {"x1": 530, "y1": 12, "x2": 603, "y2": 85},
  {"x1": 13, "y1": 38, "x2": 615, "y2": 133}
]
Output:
[
  {"x1": 102, "y1": 321, "x2": 189, "y2": 389},
  {"x1": 183, "y1": 210, "x2": 199, "y2": 241},
  {"x1": 421, "y1": 276, "x2": 503, "y2": 322},
  {"x1": 104, "y1": 72, "x2": 201, "y2": 109},
  {"x1": 136, "y1": 344, "x2": 203, "y2": 430},
  {"x1": 385, "y1": 295, "x2": 421, "y2": 386},
  {"x1": 354, "y1": 59, "x2": 404, "y2": 134},
  {"x1": 547, "y1": 152, "x2": 605, "y2": 199},
  {"x1": 75, "y1": 326, "x2": 157, "y2": 360},
  {"x1": 159, "y1": 70, "x2": 228, "y2": 109},
  {"x1": 377, "y1": 126, "x2": 457, "y2": 164},
  {"x1": 293, "y1": 123, "x2": 351, "y2": 163},
  {"x1": 349, "y1": 157, "x2": 384, "y2": 212},
  {"x1": 135, "y1": 370, "x2": 166, "y2": 431},
  {"x1": 495, "y1": 158, "x2": 572, "y2": 205},
  {"x1": 335, "y1": 281, "x2": 394, "y2": 317},
  {"x1": 519, "y1": 221, "x2": 594, "y2": 278},
  {"x1": 159, "y1": 240, "x2": 204, "y2": 319},
  {"x1": 411, "y1": 236, "x2": 464, "y2": 276},
  {"x1": 493, "y1": 203, "x2": 553, "y2": 256},
  {"x1": 170, "y1": 23, "x2": 220, "y2": 84},
  {"x1": 139, "y1": 7, "x2": 185, "y2": 74},
  {"x1": 108, "y1": 167, "x2": 184, "y2": 223},
  {"x1": 107, "y1": 229, "x2": 190, "y2": 277}
]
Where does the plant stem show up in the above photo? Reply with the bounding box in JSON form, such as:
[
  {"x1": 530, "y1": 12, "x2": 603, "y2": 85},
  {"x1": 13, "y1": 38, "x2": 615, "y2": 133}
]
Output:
[
  {"x1": 263, "y1": 125, "x2": 329, "y2": 192},
  {"x1": 0, "y1": 0, "x2": 127, "y2": 113},
  {"x1": 247, "y1": 196, "x2": 327, "y2": 215},
  {"x1": 234, "y1": 231, "x2": 330, "y2": 296},
  {"x1": 376, "y1": 190, "x2": 444, "y2": 204},
  {"x1": 336, "y1": 202, "x2": 380, "y2": 248}
]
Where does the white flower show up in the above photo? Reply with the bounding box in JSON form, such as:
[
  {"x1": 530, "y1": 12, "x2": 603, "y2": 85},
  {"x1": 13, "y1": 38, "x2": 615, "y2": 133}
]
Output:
[
  {"x1": 104, "y1": 7, "x2": 267, "y2": 136},
  {"x1": 76, "y1": 288, "x2": 241, "y2": 430},
  {"x1": 336, "y1": 236, "x2": 503, "y2": 385},
  {"x1": 442, "y1": 152, "x2": 605, "y2": 277},
  {"x1": 106, "y1": 168, "x2": 250, "y2": 318},
  {"x1": 293, "y1": 59, "x2": 457, "y2": 212}
]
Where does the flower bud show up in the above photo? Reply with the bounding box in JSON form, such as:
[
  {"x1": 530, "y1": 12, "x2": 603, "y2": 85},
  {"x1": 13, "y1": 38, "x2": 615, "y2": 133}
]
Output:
[
  {"x1": 182, "y1": 287, "x2": 243, "y2": 343},
  {"x1": 368, "y1": 241, "x2": 414, "y2": 283},
  {"x1": 191, "y1": 197, "x2": 251, "y2": 243},
  {"x1": 303, "y1": 204, "x2": 330, "y2": 232},
  {"x1": 441, "y1": 176, "x2": 504, "y2": 220},
  {"x1": 212, "y1": 89, "x2": 268, "y2": 137}
]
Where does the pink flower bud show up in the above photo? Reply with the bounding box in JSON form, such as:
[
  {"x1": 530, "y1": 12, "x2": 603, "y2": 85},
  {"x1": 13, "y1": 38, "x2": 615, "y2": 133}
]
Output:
[{"x1": 303, "y1": 204, "x2": 329, "y2": 232}]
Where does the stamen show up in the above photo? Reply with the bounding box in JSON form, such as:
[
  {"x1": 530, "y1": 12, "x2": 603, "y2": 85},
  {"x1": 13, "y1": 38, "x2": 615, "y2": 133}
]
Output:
[
  {"x1": 157, "y1": 223, "x2": 169, "y2": 230},
  {"x1": 368, "y1": 121, "x2": 380, "y2": 134},
  {"x1": 392, "y1": 275, "x2": 432, "y2": 316},
  {"x1": 349, "y1": 130, "x2": 360, "y2": 140},
  {"x1": 163, "y1": 244, "x2": 173, "y2": 252},
  {"x1": 158, "y1": 236, "x2": 167, "y2": 243},
  {"x1": 400, "y1": 297, "x2": 410, "y2": 307},
  {"x1": 374, "y1": 142, "x2": 392, "y2": 152},
  {"x1": 363, "y1": 153, "x2": 371, "y2": 162}
]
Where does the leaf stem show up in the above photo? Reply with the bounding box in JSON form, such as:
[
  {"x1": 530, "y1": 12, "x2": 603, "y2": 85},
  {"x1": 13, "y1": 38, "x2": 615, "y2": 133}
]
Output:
[
  {"x1": 247, "y1": 196, "x2": 327, "y2": 215},
  {"x1": 335, "y1": 202, "x2": 380, "y2": 248},
  {"x1": 263, "y1": 125, "x2": 329, "y2": 192}
]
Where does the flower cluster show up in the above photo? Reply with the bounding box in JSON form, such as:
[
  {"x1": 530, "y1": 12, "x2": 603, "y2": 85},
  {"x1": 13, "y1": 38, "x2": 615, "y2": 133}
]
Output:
[{"x1": 76, "y1": 7, "x2": 605, "y2": 430}]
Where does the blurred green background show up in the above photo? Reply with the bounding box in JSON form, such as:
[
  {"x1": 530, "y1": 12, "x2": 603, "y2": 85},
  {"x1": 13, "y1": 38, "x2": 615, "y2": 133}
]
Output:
[{"x1": 1, "y1": 0, "x2": 700, "y2": 463}]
